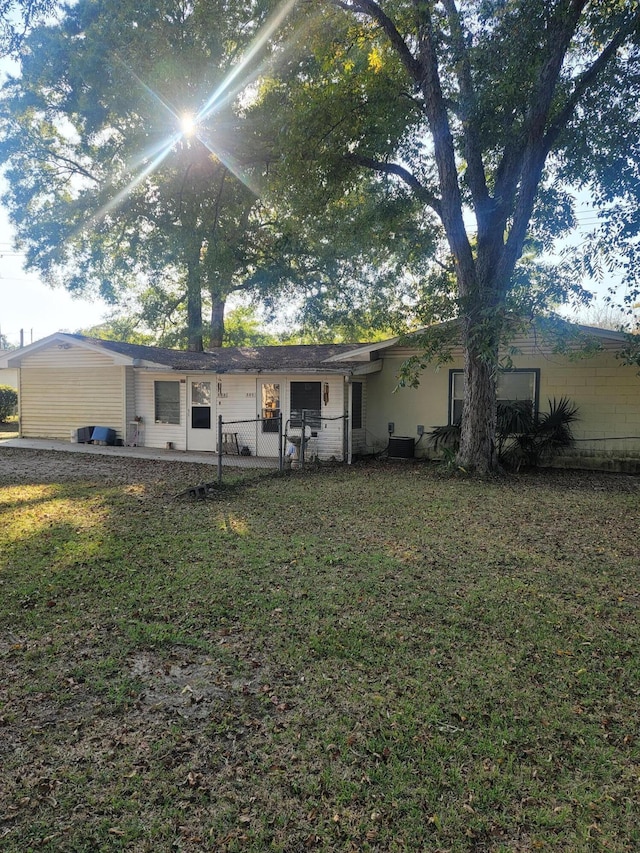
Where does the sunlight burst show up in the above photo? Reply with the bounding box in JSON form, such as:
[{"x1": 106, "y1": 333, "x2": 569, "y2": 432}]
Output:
[
  {"x1": 87, "y1": 0, "x2": 300, "y2": 230},
  {"x1": 180, "y1": 113, "x2": 197, "y2": 137}
]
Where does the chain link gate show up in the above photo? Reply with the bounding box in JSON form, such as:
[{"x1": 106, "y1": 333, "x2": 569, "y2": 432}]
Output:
[
  {"x1": 216, "y1": 412, "x2": 349, "y2": 484},
  {"x1": 216, "y1": 414, "x2": 283, "y2": 484}
]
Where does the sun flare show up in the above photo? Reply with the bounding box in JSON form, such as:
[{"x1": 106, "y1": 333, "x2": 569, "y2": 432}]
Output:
[{"x1": 180, "y1": 113, "x2": 197, "y2": 137}]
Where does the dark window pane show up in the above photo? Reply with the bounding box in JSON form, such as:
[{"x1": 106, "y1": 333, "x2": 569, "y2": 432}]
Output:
[
  {"x1": 191, "y1": 407, "x2": 211, "y2": 429},
  {"x1": 449, "y1": 370, "x2": 537, "y2": 425},
  {"x1": 290, "y1": 381, "x2": 321, "y2": 428}
]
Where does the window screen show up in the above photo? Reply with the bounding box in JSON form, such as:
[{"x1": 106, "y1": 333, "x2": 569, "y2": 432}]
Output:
[
  {"x1": 154, "y1": 381, "x2": 180, "y2": 424},
  {"x1": 290, "y1": 381, "x2": 321, "y2": 429},
  {"x1": 449, "y1": 370, "x2": 538, "y2": 425}
]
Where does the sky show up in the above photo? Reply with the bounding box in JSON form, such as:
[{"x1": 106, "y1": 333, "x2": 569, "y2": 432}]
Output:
[{"x1": 0, "y1": 203, "x2": 111, "y2": 347}]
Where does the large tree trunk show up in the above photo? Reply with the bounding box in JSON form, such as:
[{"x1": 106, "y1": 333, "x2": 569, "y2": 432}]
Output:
[
  {"x1": 209, "y1": 295, "x2": 226, "y2": 348},
  {"x1": 186, "y1": 256, "x2": 204, "y2": 352},
  {"x1": 456, "y1": 333, "x2": 498, "y2": 474},
  {"x1": 454, "y1": 260, "x2": 502, "y2": 473}
]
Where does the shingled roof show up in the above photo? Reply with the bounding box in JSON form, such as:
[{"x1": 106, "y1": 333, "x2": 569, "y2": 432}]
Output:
[{"x1": 67, "y1": 335, "x2": 366, "y2": 373}]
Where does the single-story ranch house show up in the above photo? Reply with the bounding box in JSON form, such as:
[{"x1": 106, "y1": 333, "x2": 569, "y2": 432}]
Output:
[{"x1": 1, "y1": 322, "x2": 639, "y2": 469}]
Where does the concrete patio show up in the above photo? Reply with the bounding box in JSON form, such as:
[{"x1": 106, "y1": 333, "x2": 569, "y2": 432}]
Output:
[{"x1": 0, "y1": 437, "x2": 279, "y2": 468}]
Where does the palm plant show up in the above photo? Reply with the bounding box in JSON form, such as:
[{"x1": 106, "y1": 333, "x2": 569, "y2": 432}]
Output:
[
  {"x1": 501, "y1": 396, "x2": 579, "y2": 470},
  {"x1": 427, "y1": 397, "x2": 579, "y2": 471}
]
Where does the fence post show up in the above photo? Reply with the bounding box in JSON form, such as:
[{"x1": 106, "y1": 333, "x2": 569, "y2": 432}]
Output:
[
  {"x1": 343, "y1": 413, "x2": 349, "y2": 463},
  {"x1": 217, "y1": 414, "x2": 223, "y2": 485},
  {"x1": 278, "y1": 414, "x2": 283, "y2": 472},
  {"x1": 300, "y1": 411, "x2": 306, "y2": 469}
]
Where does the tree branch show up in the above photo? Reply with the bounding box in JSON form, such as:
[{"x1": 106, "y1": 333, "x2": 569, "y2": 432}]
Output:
[
  {"x1": 502, "y1": 4, "x2": 640, "y2": 283},
  {"x1": 33, "y1": 143, "x2": 99, "y2": 185},
  {"x1": 441, "y1": 0, "x2": 489, "y2": 214},
  {"x1": 493, "y1": 1, "x2": 588, "y2": 227},
  {"x1": 544, "y1": 7, "x2": 640, "y2": 150},
  {"x1": 492, "y1": 1, "x2": 589, "y2": 284},
  {"x1": 345, "y1": 151, "x2": 442, "y2": 216},
  {"x1": 412, "y1": 0, "x2": 477, "y2": 299}
]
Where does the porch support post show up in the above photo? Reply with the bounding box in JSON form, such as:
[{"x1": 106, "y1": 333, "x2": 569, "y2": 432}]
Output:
[
  {"x1": 278, "y1": 413, "x2": 283, "y2": 472},
  {"x1": 217, "y1": 414, "x2": 223, "y2": 485}
]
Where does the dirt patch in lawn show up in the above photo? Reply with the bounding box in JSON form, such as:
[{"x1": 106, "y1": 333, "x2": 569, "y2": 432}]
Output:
[
  {"x1": 0, "y1": 446, "x2": 218, "y2": 493},
  {"x1": 1, "y1": 444, "x2": 639, "y2": 492},
  {"x1": 128, "y1": 646, "x2": 263, "y2": 720}
]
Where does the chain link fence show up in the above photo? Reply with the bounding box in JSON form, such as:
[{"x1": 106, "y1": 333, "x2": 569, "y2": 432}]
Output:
[{"x1": 214, "y1": 412, "x2": 349, "y2": 484}]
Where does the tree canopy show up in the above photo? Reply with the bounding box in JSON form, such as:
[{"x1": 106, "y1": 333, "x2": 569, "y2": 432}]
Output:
[
  {"x1": 1, "y1": 0, "x2": 439, "y2": 350},
  {"x1": 266, "y1": 0, "x2": 640, "y2": 470},
  {"x1": 0, "y1": 0, "x2": 294, "y2": 350},
  {"x1": 0, "y1": 0, "x2": 59, "y2": 56}
]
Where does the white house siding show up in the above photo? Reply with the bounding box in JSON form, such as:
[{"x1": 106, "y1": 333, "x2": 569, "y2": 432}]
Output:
[
  {"x1": 19, "y1": 344, "x2": 126, "y2": 440},
  {"x1": 215, "y1": 374, "x2": 348, "y2": 460},
  {"x1": 130, "y1": 371, "x2": 349, "y2": 458},
  {"x1": 134, "y1": 371, "x2": 187, "y2": 449},
  {"x1": 295, "y1": 375, "x2": 347, "y2": 461},
  {"x1": 366, "y1": 354, "x2": 453, "y2": 453},
  {"x1": 535, "y1": 353, "x2": 640, "y2": 459},
  {"x1": 214, "y1": 373, "x2": 348, "y2": 460}
]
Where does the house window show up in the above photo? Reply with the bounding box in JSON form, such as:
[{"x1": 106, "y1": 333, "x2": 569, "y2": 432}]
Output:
[
  {"x1": 449, "y1": 369, "x2": 539, "y2": 425},
  {"x1": 155, "y1": 380, "x2": 180, "y2": 424},
  {"x1": 290, "y1": 381, "x2": 321, "y2": 429},
  {"x1": 352, "y1": 382, "x2": 363, "y2": 429}
]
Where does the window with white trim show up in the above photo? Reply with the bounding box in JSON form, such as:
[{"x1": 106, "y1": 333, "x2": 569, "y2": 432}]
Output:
[
  {"x1": 154, "y1": 380, "x2": 181, "y2": 424},
  {"x1": 449, "y1": 369, "x2": 539, "y2": 425},
  {"x1": 290, "y1": 381, "x2": 321, "y2": 429}
]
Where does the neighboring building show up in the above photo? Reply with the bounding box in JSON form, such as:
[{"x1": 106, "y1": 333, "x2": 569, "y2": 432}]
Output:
[
  {"x1": 0, "y1": 368, "x2": 18, "y2": 390},
  {"x1": 1, "y1": 324, "x2": 638, "y2": 469}
]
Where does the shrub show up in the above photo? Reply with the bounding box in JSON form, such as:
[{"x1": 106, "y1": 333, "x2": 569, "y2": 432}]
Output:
[
  {"x1": 0, "y1": 385, "x2": 18, "y2": 422},
  {"x1": 427, "y1": 396, "x2": 579, "y2": 470},
  {"x1": 501, "y1": 396, "x2": 579, "y2": 470}
]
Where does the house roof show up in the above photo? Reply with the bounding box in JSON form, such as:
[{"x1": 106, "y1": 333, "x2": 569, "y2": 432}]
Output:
[
  {"x1": 330, "y1": 316, "x2": 631, "y2": 360},
  {"x1": 0, "y1": 318, "x2": 631, "y2": 373},
  {"x1": 0, "y1": 333, "x2": 377, "y2": 374}
]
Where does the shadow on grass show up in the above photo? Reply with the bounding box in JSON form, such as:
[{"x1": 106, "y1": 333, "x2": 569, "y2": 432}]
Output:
[{"x1": 1, "y1": 461, "x2": 639, "y2": 851}]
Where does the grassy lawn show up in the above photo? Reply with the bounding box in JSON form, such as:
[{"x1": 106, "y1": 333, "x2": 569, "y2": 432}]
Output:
[{"x1": 1, "y1": 450, "x2": 638, "y2": 852}]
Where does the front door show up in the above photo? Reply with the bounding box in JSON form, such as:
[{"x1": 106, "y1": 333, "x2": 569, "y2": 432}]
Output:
[{"x1": 187, "y1": 378, "x2": 214, "y2": 451}]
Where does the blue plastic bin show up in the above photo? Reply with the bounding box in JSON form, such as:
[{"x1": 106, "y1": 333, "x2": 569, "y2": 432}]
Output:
[{"x1": 91, "y1": 426, "x2": 116, "y2": 445}]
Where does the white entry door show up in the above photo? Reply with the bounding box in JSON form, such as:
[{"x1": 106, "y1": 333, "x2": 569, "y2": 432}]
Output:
[{"x1": 187, "y1": 378, "x2": 214, "y2": 451}]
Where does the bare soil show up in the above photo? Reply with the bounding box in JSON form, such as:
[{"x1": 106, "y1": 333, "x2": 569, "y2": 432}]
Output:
[
  {"x1": 0, "y1": 446, "x2": 217, "y2": 492},
  {"x1": 2, "y1": 443, "x2": 639, "y2": 491}
]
